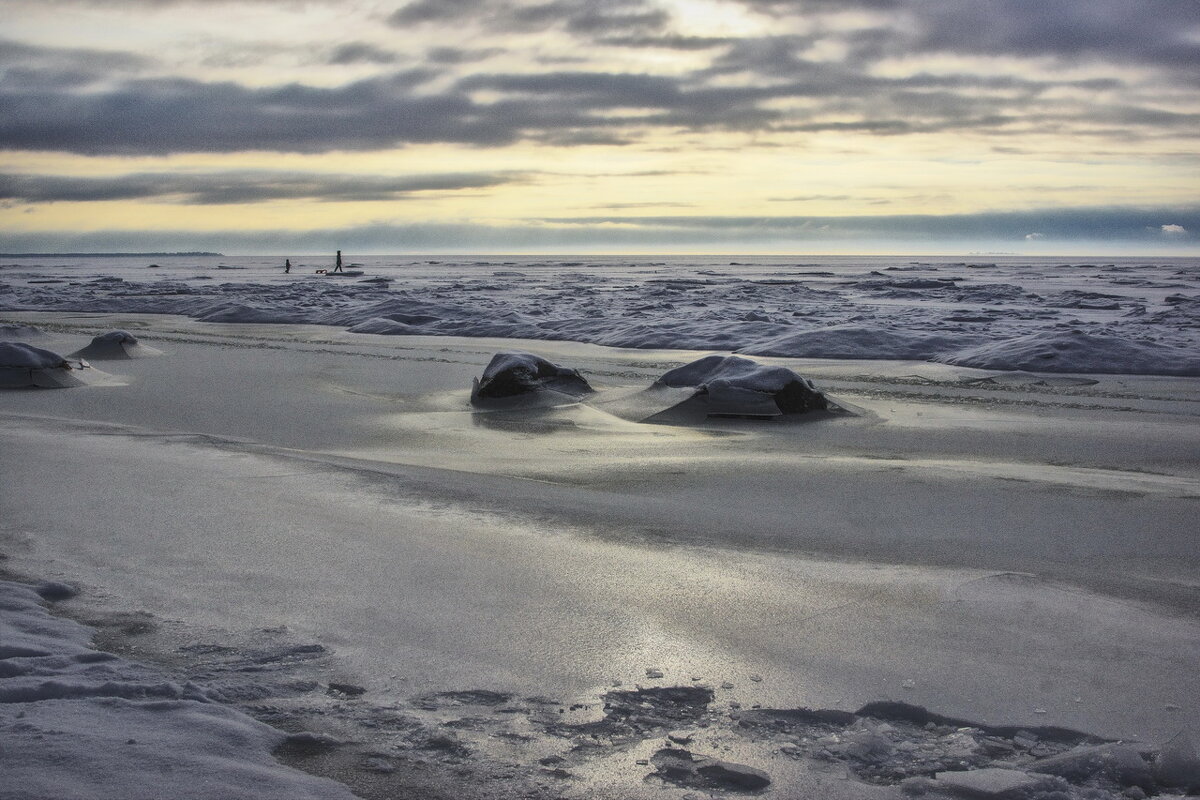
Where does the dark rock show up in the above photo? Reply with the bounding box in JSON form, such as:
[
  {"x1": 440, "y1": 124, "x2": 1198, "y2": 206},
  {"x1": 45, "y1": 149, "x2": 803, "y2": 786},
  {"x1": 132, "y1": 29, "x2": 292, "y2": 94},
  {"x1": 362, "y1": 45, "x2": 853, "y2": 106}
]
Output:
[
  {"x1": 603, "y1": 686, "x2": 714, "y2": 725},
  {"x1": 649, "y1": 747, "x2": 771, "y2": 792},
  {"x1": 470, "y1": 351, "x2": 593, "y2": 403},
  {"x1": 326, "y1": 682, "x2": 366, "y2": 697}
]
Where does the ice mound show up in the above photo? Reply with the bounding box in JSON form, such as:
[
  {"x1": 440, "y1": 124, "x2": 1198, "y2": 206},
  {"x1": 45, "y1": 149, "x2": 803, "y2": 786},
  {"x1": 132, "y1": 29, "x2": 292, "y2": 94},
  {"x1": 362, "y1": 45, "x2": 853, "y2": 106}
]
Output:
[
  {"x1": 936, "y1": 330, "x2": 1200, "y2": 376},
  {"x1": 68, "y1": 330, "x2": 163, "y2": 360},
  {"x1": 0, "y1": 341, "x2": 95, "y2": 388},
  {"x1": 740, "y1": 324, "x2": 975, "y2": 360},
  {"x1": 346, "y1": 316, "x2": 422, "y2": 335},
  {"x1": 651, "y1": 355, "x2": 831, "y2": 419},
  {"x1": 470, "y1": 351, "x2": 594, "y2": 405}
]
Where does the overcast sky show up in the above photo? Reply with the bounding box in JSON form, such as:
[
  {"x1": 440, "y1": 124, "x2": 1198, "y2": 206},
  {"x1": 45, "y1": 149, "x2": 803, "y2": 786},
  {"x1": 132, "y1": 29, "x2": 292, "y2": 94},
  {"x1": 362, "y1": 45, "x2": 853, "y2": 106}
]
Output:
[{"x1": 1, "y1": 0, "x2": 1197, "y2": 254}]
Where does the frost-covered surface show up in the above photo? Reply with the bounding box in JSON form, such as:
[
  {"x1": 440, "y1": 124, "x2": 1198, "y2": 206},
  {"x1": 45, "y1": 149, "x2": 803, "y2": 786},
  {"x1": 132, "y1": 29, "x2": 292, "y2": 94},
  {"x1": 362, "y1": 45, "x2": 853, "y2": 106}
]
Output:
[
  {"x1": 0, "y1": 579, "x2": 359, "y2": 800},
  {"x1": 2, "y1": 254, "x2": 1198, "y2": 375},
  {"x1": 2, "y1": 315, "x2": 1199, "y2": 798}
]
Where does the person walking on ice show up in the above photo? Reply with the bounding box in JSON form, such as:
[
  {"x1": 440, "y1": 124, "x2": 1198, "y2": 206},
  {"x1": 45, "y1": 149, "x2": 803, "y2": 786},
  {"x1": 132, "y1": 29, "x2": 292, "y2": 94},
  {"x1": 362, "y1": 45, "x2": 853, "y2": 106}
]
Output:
[{"x1": 333, "y1": 250, "x2": 343, "y2": 273}]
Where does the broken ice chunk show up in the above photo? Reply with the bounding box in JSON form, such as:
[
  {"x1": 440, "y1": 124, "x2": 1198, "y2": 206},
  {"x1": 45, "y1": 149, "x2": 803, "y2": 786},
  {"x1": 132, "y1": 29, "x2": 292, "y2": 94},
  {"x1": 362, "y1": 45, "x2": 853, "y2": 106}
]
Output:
[{"x1": 933, "y1": 767, "x2": 1056, "y2": 798}]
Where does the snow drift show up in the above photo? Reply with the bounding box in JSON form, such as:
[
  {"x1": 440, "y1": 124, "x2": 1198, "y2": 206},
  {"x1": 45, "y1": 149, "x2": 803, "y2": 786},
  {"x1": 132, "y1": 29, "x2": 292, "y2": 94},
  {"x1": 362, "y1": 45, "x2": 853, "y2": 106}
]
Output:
[{"x1": 936, "y1": 330, "x2": 1200, "y2": 376}]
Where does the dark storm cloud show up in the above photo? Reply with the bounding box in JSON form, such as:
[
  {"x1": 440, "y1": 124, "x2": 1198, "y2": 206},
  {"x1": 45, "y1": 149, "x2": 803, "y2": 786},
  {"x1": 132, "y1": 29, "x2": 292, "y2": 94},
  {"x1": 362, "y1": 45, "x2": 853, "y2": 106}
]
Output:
[
  {"x1": 3, "y1": 0, "x2": 1198, "y2": 157},
  {"x1": 0, "y1": 170, "x2": 525, "y2": 204},
  {"x1": 0, "y1": 72, "x2": 516, "y2": 154},
  {"x1": 911, "y1": 0, "x2": 1200, "y2": 68},
  {"x1": 2, "y1": 58, "x2": 1190, "y2": 155},
  {"x1": 0, "y1": 38, "x2": 150, "y2": 88}
]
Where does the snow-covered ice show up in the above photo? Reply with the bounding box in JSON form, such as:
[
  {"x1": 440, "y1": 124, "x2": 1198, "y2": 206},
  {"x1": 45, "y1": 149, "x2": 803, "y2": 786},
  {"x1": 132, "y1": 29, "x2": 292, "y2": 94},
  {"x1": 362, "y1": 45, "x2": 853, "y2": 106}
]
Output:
[
  {"x1": 1, "y1": 253, "x2": 1199, "y2": 798},
  {"x1": 0, "y1": 579, "x2": 358, "y2": 800},
  {"x1": 2, "y1": 253, "x2": 1198, "y2": 375}
]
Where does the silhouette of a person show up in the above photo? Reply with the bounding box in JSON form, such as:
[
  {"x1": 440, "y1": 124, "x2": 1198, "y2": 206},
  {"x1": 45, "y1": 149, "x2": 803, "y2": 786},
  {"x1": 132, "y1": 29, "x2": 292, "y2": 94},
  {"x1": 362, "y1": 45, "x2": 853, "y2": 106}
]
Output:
[
  {"x1": 333, "y1": 250, "x2": 343, "y2": 273},
  {"x1": 284, "y1": 258, "x2": 291, "y2": 274}
]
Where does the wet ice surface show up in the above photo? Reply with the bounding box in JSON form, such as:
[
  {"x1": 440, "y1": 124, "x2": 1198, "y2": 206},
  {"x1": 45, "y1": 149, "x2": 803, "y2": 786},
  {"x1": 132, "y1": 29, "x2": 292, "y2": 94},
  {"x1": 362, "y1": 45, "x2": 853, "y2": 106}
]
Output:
[
  {"x1": 1, "y1": 309, "x2": 1199, "y2": 798},
  {"x1": 2, "y1": 253, "x2": 1199, "y2": 375}
]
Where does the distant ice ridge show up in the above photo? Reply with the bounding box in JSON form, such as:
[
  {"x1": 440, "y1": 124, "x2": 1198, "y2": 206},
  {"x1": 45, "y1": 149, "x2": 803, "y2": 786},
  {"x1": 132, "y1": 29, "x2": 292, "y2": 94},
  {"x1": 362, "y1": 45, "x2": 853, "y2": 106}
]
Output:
[
  {"x1": 2, "y1": 256, "x2": 1198, "y2": 375},
  {"x1": 0, "y1": 579, "x2": 358, "y2": 800}
]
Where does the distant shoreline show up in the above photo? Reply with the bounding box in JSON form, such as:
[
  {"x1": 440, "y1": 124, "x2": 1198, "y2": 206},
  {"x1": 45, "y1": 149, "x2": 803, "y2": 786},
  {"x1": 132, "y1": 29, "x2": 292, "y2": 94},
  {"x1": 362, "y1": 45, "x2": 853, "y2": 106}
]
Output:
[{"x1": 0, "y1": 252, "x2": 223, "y2": 258}]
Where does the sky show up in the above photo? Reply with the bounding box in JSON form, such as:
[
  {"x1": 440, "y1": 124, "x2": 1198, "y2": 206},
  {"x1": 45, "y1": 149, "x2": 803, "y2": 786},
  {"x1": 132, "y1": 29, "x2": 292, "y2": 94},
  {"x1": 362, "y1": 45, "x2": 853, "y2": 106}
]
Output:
[{"x1": 0, "y1": 0, "x2": 1198, "y2": 255}]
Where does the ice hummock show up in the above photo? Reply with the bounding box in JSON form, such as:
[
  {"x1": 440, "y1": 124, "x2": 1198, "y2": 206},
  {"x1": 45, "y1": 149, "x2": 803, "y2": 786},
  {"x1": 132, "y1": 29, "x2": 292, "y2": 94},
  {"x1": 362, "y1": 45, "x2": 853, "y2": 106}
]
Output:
[
  {"x1": 0, "y1": 341, "x2": 94, "y2": 388},
  {"x1": 936, "y1": 329, "x2": 1200, "y2": 376},
  {"x1": 470, "y1": 351, "x2": 594, "y2": 404},
  {"x1": 68, "y1": 330, "x2": 163, "y2": 360},
  {"x1": 3, "y1": 255, "x2": 1199, "y2": 377},
  {"x1": 650, "y1": 354, "x2": 833, "y2": 419}
]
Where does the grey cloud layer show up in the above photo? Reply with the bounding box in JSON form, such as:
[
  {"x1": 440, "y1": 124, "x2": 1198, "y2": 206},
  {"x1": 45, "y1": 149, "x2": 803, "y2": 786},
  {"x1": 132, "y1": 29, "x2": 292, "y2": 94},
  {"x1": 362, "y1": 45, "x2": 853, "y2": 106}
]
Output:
[
  {"x1": 1, "y1": 1, "x2": 1198, "y2": 155},
  {"x1": 0, "y1": 171, "x2": 524, "y2": 204}
]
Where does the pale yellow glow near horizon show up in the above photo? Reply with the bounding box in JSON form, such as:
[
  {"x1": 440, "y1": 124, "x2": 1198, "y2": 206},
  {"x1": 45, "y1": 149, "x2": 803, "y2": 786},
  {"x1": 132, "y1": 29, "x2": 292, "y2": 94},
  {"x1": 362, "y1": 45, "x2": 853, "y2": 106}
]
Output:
[
  {"x1": 3, "y1": 131, "x2": 1198, "y2": 235},
  {"x1": 1, "y1": 0, "x2": 1197, "y2": 252}
]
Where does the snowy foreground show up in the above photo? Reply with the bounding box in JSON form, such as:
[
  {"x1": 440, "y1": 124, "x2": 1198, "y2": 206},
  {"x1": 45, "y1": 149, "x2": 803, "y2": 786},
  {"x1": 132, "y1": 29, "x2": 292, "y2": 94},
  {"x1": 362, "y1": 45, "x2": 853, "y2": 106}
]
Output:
[{"x1": 1, "y1": 259, "x2": 1199, "y2": 799}]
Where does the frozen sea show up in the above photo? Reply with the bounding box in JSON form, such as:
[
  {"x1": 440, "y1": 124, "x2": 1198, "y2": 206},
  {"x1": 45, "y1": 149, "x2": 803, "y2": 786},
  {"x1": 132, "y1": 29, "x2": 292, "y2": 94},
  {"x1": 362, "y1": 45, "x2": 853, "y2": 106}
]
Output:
[
  {"x1": 2, "y1": 253, "x2": 1200, "y2": 799},
  {"x1": 2, "y1": 253, "x2": 1199, "y2": 375}
]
